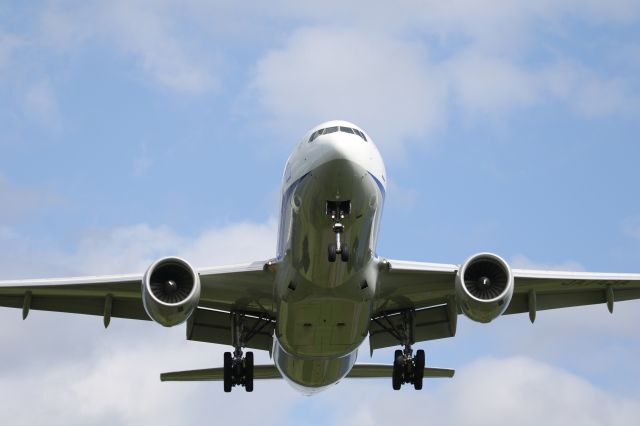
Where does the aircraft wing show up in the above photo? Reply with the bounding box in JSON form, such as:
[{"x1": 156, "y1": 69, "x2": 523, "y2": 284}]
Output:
[
  {"x1": 371, "y1": 258, "x2": 640, "y2": 350},
  {"x1": 0, "y1": 260, "x2": 276, "y2": 336}
]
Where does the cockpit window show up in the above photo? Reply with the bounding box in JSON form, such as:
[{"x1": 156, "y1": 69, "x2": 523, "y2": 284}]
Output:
[
  {"x1": 309, "y1": 129, "x2": 322, "y2": 142},
  {"x1": 308, "y1": 126, "x2": 368, "y2": 142},
  {"x1": 353, "y1": 128, "x2": 367, "y2": 141}
]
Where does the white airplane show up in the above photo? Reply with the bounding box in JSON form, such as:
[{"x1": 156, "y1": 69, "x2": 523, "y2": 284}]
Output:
[{"x1": 1, "y1": 119, "x2": 640, "y2": 394}]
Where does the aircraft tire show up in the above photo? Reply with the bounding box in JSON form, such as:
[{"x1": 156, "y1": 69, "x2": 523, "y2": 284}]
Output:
[
  {"x1": 328, "y1": 244, "x2": 337, "y2": 262},
  {"x1": 392, "y1": 349, "x2": 403, "y2": 390},
  {"x1": 223, "y1": 352, "x2": 232, "y2": 392},
  {"x1": 245, "y1": 352, "x2": 254, "y2": 392},
  {"x1": 414, "y1": 349, "x2": 425, "y2": 390},
  {"x1": 340, "y1": 243, "x2": 349, "y2": 262}
]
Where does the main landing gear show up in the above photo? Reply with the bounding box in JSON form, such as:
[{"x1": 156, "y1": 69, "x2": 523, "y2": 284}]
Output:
[
  {"x1": 392, "y1": 347, "x2": 425, "y2": 391},
  {"x1": 327, "y1": 200, "x2": 350, "y2": 263},
  {"x1": 374, "y1": 309, "x2": 426, "y2": 390},
  {"x1": 223, "y1": 313, "x2": 255, "y2": 392}
]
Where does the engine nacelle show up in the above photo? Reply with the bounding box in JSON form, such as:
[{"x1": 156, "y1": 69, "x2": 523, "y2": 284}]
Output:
[
  {"x1": 142, "y1": 256, "x2": 201, "y2": 327},
  {"x1": 455, "y1": 252, "x2": 513, "y2": 323}
]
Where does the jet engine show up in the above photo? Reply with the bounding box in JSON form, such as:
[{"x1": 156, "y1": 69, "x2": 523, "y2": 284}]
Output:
[
  {"x1": 142, "y1": 256, "x2": 201, "y2": 327},
  {"x1": 455, "y1": 253, "x2": 514, "y2": 323}
]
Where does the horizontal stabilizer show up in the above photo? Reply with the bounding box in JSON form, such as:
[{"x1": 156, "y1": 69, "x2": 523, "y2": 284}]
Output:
[
  {"x1": 160, "y1": 363, "x2": 454, "y2": 382},
  {"x1": 161, "y1": 364, "x2": 280, "y2": 381},
  {"x1": 348, "y1": 364, "x2": 455, "y2": 378}
]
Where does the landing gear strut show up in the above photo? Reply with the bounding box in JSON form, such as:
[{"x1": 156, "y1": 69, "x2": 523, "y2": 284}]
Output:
[
  {"x1": 223, "y1": 313, "x2": 255, "y2": 392},
  {"x1": 327, "y1": 200, "x2": 350, "y2": 262}
]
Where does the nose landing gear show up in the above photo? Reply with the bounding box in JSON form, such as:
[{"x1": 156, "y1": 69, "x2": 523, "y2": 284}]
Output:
[{"x1": 327, "y1": 200, "x2": 350, "y2": 263}]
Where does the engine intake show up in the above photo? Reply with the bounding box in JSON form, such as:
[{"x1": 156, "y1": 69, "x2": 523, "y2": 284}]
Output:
[
  {"x1": 142, "y1": 257, "x2": 201, "y2": 327},
  {"x1": 455, "y1": 253, "x2": 513, "y2": 323}
]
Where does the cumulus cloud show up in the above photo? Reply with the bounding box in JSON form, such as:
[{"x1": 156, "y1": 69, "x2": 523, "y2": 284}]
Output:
[
  {"x1": 39, "y1": 1, "x2": 217, "y2": 94},
  {"x1": 0, "y1": 220, "x2": 278, "y2": 279},
  {"x1": 70, "y1": 220, "x2": 277, "y2": 275},
  {"x1": 329, "y1": 357, "x2": 640, "y2": 426},
  {"x1": 0, "y1": 318, "x2": 295, "y2": 426},
  {"x1": 249, "y1": 1, "x2": 640, "y2": 151},
  {"x1": 251, "y1": 27, "x2": 445, "y2": 153}
]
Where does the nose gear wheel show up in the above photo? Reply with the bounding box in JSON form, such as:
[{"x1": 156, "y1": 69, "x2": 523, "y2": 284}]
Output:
[{"x1": 326, "y1": 201, "x2": 351, "y2": 263}]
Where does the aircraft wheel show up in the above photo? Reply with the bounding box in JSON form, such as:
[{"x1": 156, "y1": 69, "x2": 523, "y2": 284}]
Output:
[
  {"x1": 340, "y1": 243, "x2": 349, "y2": 262},
  {"x1": 328, "y1": 244, "x2": 337, "y2": 262},
  {"x1": 413, "y1": 349, "x2": 425, "y2": 390},
  {"x1": 223, "y1": 352, "x2": 233, "y2": 392},
  {"x1": 245, "y1": 352, "x2": 254, "y2": 392},
  {"x1": 392, "y1": 349, "x2": 403, "y2": 390}
]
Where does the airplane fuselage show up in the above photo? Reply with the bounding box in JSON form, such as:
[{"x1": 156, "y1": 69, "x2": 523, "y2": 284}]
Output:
[{"x1": 271, "y1": 121, "x2": 386, "y2": 393}]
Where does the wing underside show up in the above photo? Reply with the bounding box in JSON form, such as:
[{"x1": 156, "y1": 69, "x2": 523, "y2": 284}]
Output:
[
  {"x1": 0, "y1": 260, "x2": 277, "y2": 338},
  {"x1": 371, "y1": 258, "x2": 640, "y2": 350}
]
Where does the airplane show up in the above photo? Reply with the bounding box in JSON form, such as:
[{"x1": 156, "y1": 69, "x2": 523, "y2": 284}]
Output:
[{"x1": 1, "y1": 119, "x2": 640, "y2": 394}]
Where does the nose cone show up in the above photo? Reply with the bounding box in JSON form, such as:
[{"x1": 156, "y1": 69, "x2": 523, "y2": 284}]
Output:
[
  {"x1": 317, "y1": 133, "x2": 357, "y2": 162},
  {"x1": 312, "y1": 131, "x2": 382, "y2": 170}
]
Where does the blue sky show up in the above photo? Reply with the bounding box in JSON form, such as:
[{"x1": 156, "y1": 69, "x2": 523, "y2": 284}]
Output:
[{"x1": 1, "y1": 1, "x2": 640, "y2": 424}]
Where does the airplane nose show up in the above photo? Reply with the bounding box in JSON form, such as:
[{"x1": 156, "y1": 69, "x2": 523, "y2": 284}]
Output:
[{"x1": 317, "y1": 134, "x2": 353, "y2": 162}]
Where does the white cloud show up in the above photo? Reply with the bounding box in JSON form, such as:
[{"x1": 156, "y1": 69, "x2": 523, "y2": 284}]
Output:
[
  {"x1": 443, "y1": 52, "x2": 541, "y2": 115},
  {"x1": 0, "y1": 219, "x2": 277, "y2": 278},
  {"x1": 248, "y1": 1, "x2": 639, "y2": 151},
  {"x1": 251, "y1": 27, "x2": 445, "y2": 153},
  {"x1": 101, "y1": 1, "x2": 217, "y2": 93},
  {"x1": 0, "y1": 318, "x2": 296, "y2": 426},
  {"x1": 29, "y1": 220, "x2": 278, "y2": 277},
  {"x1": 331, "y1": 357, "x2": 640, "y2": 426},
  {"x1": 39, "y1": 1, "x2": 217, "y2": 94}
]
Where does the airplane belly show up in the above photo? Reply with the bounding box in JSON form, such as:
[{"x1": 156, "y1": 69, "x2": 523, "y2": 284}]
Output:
[
  {"x1": 276, "y1": 295, "x2": 370, "y2": 357},
  {"x1": 273, "y1": 340, "x2": 357, "y2": 394},
  {"x1": 274, "y1": 158, "x2": 383, "y2": 360}
]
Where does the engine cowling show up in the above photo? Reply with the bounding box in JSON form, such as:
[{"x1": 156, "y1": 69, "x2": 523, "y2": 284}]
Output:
[
  {"x1": 142, "y1": 256, "x2": 201, "y2": 327},
  {"x1": 455, "y1": 252, "x2": 513, "y2": 323}
]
